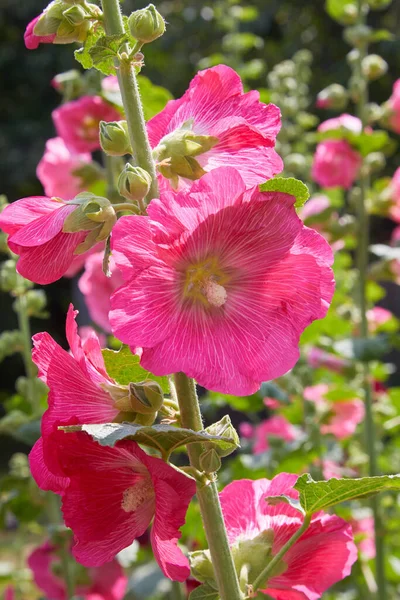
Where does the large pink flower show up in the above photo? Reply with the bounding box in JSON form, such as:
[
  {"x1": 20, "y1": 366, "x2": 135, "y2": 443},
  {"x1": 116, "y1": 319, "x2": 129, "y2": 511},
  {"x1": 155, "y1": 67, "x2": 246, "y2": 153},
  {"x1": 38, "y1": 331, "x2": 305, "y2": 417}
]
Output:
[
  {"x1": 24, "y1": 15, "x2": 56, "y2": 50},
  {"x1": 28, "y1": 540, "x2": 127, "y2": 600},
  {"x1": 53, "y1": 96, "x2": 120, "y2": 154},
  {"x1": 240, "y1": 415, "x2": 299, "y2": 454},
  {"x1": 312, "y1": 139, "x2": 362, "y2": 189},
  {"x1": 147, "y1": 65, "x2": 283, "y2": 190},
  {"x1": 219, "y1": 474, "x2": 357, "y2": 599},
  {"x1": 304, "y1": 384, "x2": 365, "y2": 440},
  {"x1": 110, "y1": 167, "x2": 334, "y2": 395},
  {"x1": 29, "y1": 305, "x2": 118, "y2": 493},
  {"x1": 79, "y1": 253, "x2": 123, "y2": 332},
  {"x1": 388, "y1": 79, "x2": 400, "y2": 134},
  {"x1": 38, "y1": 429, "x2": 195, "y2": 581},
  {"x1": 37, "y1": 137, "x2": 91, "y2": 199},
  {"x1": 0, "y1": 197, "x2": 90, "y2": 284}
]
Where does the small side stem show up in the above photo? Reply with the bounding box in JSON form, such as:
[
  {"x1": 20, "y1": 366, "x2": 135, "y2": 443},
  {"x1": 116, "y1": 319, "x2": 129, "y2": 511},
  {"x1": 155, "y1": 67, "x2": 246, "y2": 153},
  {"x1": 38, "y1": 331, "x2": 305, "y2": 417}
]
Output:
[
  {"x1": 252, "y1": 514, "x2": 311, "y2": 591},
  {"x1": 173, "y1": 373, "x2": 243, "y2": 600},
  {"x1": 15, "y1": 290, "x2": 39, "y2": 413},
  {"x1": 170, "y1": 580, "x2": 186, "y2": 600},
  {"x1": 101, "y1": 0, "x2": 159, "y2": 201},
  {"x1": 355, "y1": 1, "x2": 386, "y2": 598}
]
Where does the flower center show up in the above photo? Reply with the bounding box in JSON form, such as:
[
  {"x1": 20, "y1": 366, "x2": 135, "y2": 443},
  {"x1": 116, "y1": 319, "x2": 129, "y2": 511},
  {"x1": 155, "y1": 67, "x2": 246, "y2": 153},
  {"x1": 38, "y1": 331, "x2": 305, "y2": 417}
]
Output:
[
  {"x1": 121, "y1": 477, "x2": 155, "y2": 513},
  {"x1": 183, "y1": 257, "x2": 229, "y2": 308},
  {"x1": 80, "y1": 116, "x2": 100, "y2": 142}
]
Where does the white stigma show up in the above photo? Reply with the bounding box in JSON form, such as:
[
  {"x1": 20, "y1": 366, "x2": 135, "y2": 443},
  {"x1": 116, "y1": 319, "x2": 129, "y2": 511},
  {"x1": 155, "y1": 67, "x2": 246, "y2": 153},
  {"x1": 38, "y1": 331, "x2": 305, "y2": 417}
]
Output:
[
  {"x1": 204, "y1": 280, "x2": 227, "y2": 307},
  {"x1": 121, "y1": 478, "x2": 154, "y2": 513}
]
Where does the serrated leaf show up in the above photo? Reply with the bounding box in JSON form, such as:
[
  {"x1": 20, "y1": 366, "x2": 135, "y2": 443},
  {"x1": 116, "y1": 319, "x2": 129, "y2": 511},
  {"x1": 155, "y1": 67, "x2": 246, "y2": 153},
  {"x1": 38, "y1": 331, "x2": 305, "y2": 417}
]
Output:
[
  {"x1": 260, "y1": 177, "x2": 310, "y2": 209},
  {"x1": 61, "y1": 422, "x2": 239, "y2": 458},
  {"x1": 102, "y1": 346, "x2": 170, "y2": 393},
  {"x1": 189, "y1": 583, "x2": 220, "y2": 600},
  {"x1": 74, "y1": 25, "x2": 105, "y2": 70},
  {"x1": 265, "y1": 494, "x2": 305, "y2": 515},
  {"x1": 295, "y1": 473, "x2": 400, "y2": 515},
  {"x1": 89, "y1": 34, "x2": 127, "y2": 75}
]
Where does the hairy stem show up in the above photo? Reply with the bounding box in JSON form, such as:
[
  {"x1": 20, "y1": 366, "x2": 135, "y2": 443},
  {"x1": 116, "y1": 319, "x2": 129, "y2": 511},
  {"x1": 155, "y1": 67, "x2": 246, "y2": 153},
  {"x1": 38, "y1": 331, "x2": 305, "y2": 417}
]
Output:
[
  {"x1": 252, "y1": 514, "x2": 311, "y2": 591},
  {"x1": 101, "y1": 0, "x2": 159, "y2": 202},
  {"x1": 173, "y1": 373, "x2": 243, "y2": 600},
  {"x1": 355, "y1": 1, "x2": 386, "y2": 598}
]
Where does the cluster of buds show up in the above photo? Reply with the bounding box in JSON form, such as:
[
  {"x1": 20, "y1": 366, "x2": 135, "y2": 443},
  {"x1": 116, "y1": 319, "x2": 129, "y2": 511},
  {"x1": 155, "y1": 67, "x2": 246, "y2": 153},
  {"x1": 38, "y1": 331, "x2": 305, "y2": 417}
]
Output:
[
  {"x1": 63, "y1": 193, "x2": 117, "y2": 253},
  {"x1": 103, "y1": 379, "x2": 164, "y2": 426}
]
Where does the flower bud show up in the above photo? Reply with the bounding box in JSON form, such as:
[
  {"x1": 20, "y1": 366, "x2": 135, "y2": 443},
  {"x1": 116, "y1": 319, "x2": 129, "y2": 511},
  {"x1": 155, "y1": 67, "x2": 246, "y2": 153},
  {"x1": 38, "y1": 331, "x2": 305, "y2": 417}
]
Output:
[
  {"x1": 344, "y1": 25, "x2": 372, "y2": 47},
  {"x1": 118, "y1": 164, "x2": 152, "y2": 201},
  {"x1": 24, "y1": 289, "x2": 48, "y2": 317},
  {"x1": 362, "y1": 54, "x2": 388, "y2": 81},
  {"x1": 62, "y1": 4, "x2": 86, "y2": 25},
  {"x1": 0, "y1": 260, "x2": 19, "y2": 292},
  {"x1": 63, "y1": 193, "x2": 117, "y2": 253},
  {"x1": 316, "y1": 84, "x2": 348, "y2": 110},
  {"x1": 293, "y1": 49, "x2": 313, "y2": 65},
  {"x1": 128, "y1": 4, "x2": 165, "y2": 44},
  {"x1": 365, "y1": 102, "x2": 383, "y2": 123},
  {"x1": 99, "y1": 121, "x2": 131, "y2": 156},
  {"x1": 284, "y1": 153, "x2": 307, "y2": 174},
  {"x1": 365, "y1": 152, "x2": 386, "y2": 172},
  {"x1": 33, "y1": 0, "x2": 99, "y2": 45},
  {"x1": 103, "y1": 379, "x2": 164, "y2": 418}
]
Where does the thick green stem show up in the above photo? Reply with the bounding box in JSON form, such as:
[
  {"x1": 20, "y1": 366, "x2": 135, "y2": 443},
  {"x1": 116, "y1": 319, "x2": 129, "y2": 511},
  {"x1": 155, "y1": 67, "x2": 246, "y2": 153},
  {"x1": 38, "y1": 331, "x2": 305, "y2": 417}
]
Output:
[
  {"x1": 173, "y1": 373, "x2": 243, "y2": 600},
  {"x1": 15, "y1": 290, "x2": 39, "y2": 413},
  {"x1": 355, "y1": 2, "x2": 386, "y2": 598},
  {"x1": 252, "y1": 514, "x2": 311, "y2": 591},
  {"x1": 101, "y1": 0, "x2": 159, "y2": 202}
]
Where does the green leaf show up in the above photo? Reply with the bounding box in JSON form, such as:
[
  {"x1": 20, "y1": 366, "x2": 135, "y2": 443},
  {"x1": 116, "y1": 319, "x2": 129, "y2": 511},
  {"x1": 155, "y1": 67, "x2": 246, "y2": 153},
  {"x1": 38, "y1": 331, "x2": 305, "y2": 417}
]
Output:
[
  {"x1": 189, "y1": 583, "x2": 220, "y2": 600},
  {"x1": 61, "y1": 422, "x2": 239, "y2": 458},
  {"x1": 137, "y1": 75, "x2": 173, "y2": 120},
  {"x1": 317, "y1": 129, "x2": 391, "y2": 156},
  {"x1": 295, "y1": 473, "x2": 400, "y2": 515},
  {"x1": 102, "y1": 346, "x2": 170, "y2": 393},
  {"x1": 74, "y1": 26, "x2": 105, "y2": 71},
  {"x1": 259, "y1": 177, "x2": 310, "y2": 209},
  {"x1": 89, "y1": 34, "x2": 127, "y2": 75},
  {"x1": 370, "y1": 29, "x2": 395, "y2": 42},
  {"x1": 265, "y1": 494, "x2": 305, "y2": 515}
]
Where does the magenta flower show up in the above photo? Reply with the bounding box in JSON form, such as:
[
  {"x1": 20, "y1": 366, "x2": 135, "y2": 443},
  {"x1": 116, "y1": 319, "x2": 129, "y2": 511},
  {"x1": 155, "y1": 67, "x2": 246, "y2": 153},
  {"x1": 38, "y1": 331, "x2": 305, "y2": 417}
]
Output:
[
  {"x1": 28, "y1": 540, "x2": 128, "y2": 600},
  {"x1": 304, "y1": 384, "x2": 365, "y2": 440},
  {"x1": 79, "y1": 253, "x2": 123, "y2": 332},
  {"x1": 240, "y1": 415, "x2": 299, "y2": 454},
  {"x1": 312, "y1": 139, "x2": 362, "y2": 189},
  {"x1": 219, "y1": 473, "x2": 357, "y2": 599},
  {"x1": 29, "y1": 305, "x2": 118, "y2": 492},
  {"x1": 300, "y1": 195, "x2": 331, "y2": 221},
  {"x1": 366, "y1": 306, "x2": 393, "y2": 333},
  {"x1": 318, "y1": 114, "x2": 362, "y2": 134},
  {"x1": 53, "y1": 96, "x2": 120, "y2": 154},
  {"x1": 36, "y1": 429, "x2": 195, "y2": 581},
  {"x1": 37, "y1": 137, "x2": 91, "y2": 200},
  {"x1": 0, "y1": 193, "x2": 114, "y2": 284},
  {"x1": 24, "y1": 16, "x2": 56, "y2": 50},
  {"x1": 307, "y1": 347, "x2": 349, "y2": 373},
  {"x1": 147, "y1": 65, "x2": 283, "y2": 190},
  {"x1": 110, "y1": 167, "x2": 334, "y2": 395},
  {"x1": 387, "y1": 79, "x2": 400, "y2": 134},
  {"x1": 351, "y1": 517, "x2": 376, "y2": 561}
]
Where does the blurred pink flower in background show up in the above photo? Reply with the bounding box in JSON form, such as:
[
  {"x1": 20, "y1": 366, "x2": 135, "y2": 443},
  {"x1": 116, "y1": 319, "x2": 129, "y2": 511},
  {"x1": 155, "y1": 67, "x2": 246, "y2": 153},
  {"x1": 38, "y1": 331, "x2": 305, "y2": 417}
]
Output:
[
  {"x1": 28, "y1": 540, "x2": 127, "y2": 600},
  {"x1": 37, "y1": 137, "x2": 91, "y2": 200},
  {"x1": 388, "y1": 167, "x2": 400, "y2": 222},
  {"x1": 318, "y1": 114, "x2": 362, "y2": 134},
  {"x1": 387, "y1": 79, "x2": 400, "y2": 134},
  {"x1": 219, "y1": 473, "x2": 357, "y2": 599},
  {"x1": 79, "y1": 253, "x2": 123, "y2": 332},
  {"x1": 366, "y1": 306, "x2": 393, "y2": 333},
  {"x1": 240, "y1": 415, "x2": 299, "y2": 454},
  {"x1": 300, "y1": 195, "x2": 331, "y2": 222},
  {"x1": 52, "y1": 96, "x2": 120, "y2": 153},
  {"x1": 350, "y1": 517, "x2": 376, "y2": 560},
  {"x1": 312, "y1": 139, "x2": 362, "y2": 189},
  {"x1": 307, "y1": 347, "x2": 349, "y2": 373}
]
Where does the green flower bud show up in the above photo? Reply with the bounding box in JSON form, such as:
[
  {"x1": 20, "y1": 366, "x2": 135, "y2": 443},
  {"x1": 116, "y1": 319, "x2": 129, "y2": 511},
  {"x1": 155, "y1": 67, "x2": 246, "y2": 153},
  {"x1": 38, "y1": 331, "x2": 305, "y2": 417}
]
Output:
[
  {"x1": 118, "y1": 164, "x2": 152, "y2": 202},
  {"x1": 128, "y1": 4, "x2": 165, "y2": 44},
  {"x1": 316, "y1": 84, "x2": 348, "y2": 110},
  {"x1": 284, "y1": 153, "x2": 307, "y2": 174},
  {"x1": 368, "y1": 0, "x2": 392, "y2": 9},
  {"x1": 100, "y1": 121, "x2": 131, "y2": 156},
  {"x1": 365, "y1": 102, "x2": 383, "y2": 123},
  {"x1": 24, "y1": 289, "x2": 48, "y2": 318},
  {"x1": 365, "y1": 152, "x2": 386, "y2": 172},
  {"x1": 293, "y1": 49, "x2": 313, "y2": 65},
  {"x1": 344, "y1": 25, "x2": 372, "y2": 47},
  {"x1": 362, "y1": 54, "x2": 388, "y2": 80},
  {"x1": 346, "y1": 48, "x2": 360, "y2": 66},
  {"x1": 52, "y1": 69, "x2": 83, "y2": 97},
  {"x1": 0, "y1": 260, "x2": 19, "y2": 292},
  {"x1": 102, "y1": 379, "x2": 163, "y2": 426},
  {"x1": 34, "y1": 0, "x2": 98, "y2": 45},
  {"x1": 0, "y1": 330, "x2": 24, "y2": 363},
  {"x1": 63, "y1": 193, "x2": 117, "y2": 254}
]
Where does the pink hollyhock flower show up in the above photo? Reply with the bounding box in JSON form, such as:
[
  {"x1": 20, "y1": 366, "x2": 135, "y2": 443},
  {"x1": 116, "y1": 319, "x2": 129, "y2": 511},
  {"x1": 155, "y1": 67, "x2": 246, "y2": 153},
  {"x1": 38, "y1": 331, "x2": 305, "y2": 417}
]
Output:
[
  {"x1": 79, "y1": 253, "x2": 123, "y2": 332},
  {"x1": 29, "y1": 304, "x2": 119, "y2": 492},
  {"x1": 63, "y1": 243, "x2": 105, "y2": 278},
  {"x1": 304, "y1": 385, "x2": 365, "y2": 440},
  {"x1": 263, "y1": 397, "x2": 281, "y2": 410},
  {"x1": 300, "y1": 195, "x2": 331, "y2": 222},
  {"x1": 312, "y1": 139, "x2": 362, "y2": 189},
  {"x1": 28, "y1": 540, "x2": 127, "y2": 600},
  {"x1": 351, "y1": 517, "x2": 376, "y2": 561},
  {"x1": 307, "y1": 347, "x2": 349, "y2": 373},
  {"x1": 219, "y1": 473, "x2": 357, "y2": 599},
  {"x1": 240, "y1": 416, "x2": 299, "y2": 454},
  {"x1": 320, "y1": 459, "x2": 357, "y2": 480},
  {"x1": 366, "y1": 306, "x2": 393, "y2": 333},
  {"x1": 102, "y1": 75, "x2": 120, "y2": 93},
  {"x1": 24, "y1": 15, "x2": 56, "y2": 50},
  {"x1": 318, "y1": 114, "x2": 362, "y2": 134},
  {"x1": 79, "y1": 326, "x2": 107, "y2": 348},
  {"x1": 147, "y1": 65, "x2": 283, "y2": 190},
  {"x1": 387, "y1": 79, "x2": 400, "y2": 134},
  {"x1": 0, "y1": 194, "x2": 115, "y2": 284},
  {"x1": 35, "y1": 429, "x2": 195, "y2": 581},
  {"x1": 110, "y1": 167, "x2": 334, "y2": 395},
  {"x1": 4, "y1": 587, "x2": 14, "y2": 600},
  {"x1": 37, "y1": 137, "x2": 91, "y2": 200},
  {"x1": 52, "y1": 96, "x2": 120, "y2": 154}
]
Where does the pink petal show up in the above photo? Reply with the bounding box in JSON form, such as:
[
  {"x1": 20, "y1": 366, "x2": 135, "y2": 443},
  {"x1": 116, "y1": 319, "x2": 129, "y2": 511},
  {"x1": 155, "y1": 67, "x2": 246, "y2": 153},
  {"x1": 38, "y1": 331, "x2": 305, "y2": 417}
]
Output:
[
  {"x1": 0, "y1": 196, "x2": 58, "y2": 236},
  {"x1": 29, "y1": 438, "x2": 68, "y2": 493}
]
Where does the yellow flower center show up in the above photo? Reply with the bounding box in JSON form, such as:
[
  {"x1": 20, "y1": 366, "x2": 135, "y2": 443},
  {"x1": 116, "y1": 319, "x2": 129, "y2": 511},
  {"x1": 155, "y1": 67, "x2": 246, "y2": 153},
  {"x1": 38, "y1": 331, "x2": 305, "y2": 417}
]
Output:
[
  {"x1": 80, "y1": 116, "x2": 100, "y2": 141},
  {"x1": 121, "y1": 477, "x2": 155, "y2": 513},
  {"x1": 183, "y1": 257, "x2": 229, "y2": 308}
]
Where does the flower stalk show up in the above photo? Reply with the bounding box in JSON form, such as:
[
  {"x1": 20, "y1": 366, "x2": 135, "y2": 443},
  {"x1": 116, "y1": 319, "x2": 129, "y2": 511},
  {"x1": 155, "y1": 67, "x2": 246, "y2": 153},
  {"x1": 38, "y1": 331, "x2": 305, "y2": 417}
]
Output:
[
  {"x1": 173, "y1": 373, "x2": 243, "y2": 600},
  {"x1": 15, "y1": 283, "x2": 39, "y2": 413},
  {"x1": 355, "y1": 1, "x2": 386, "y2": 598}
]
